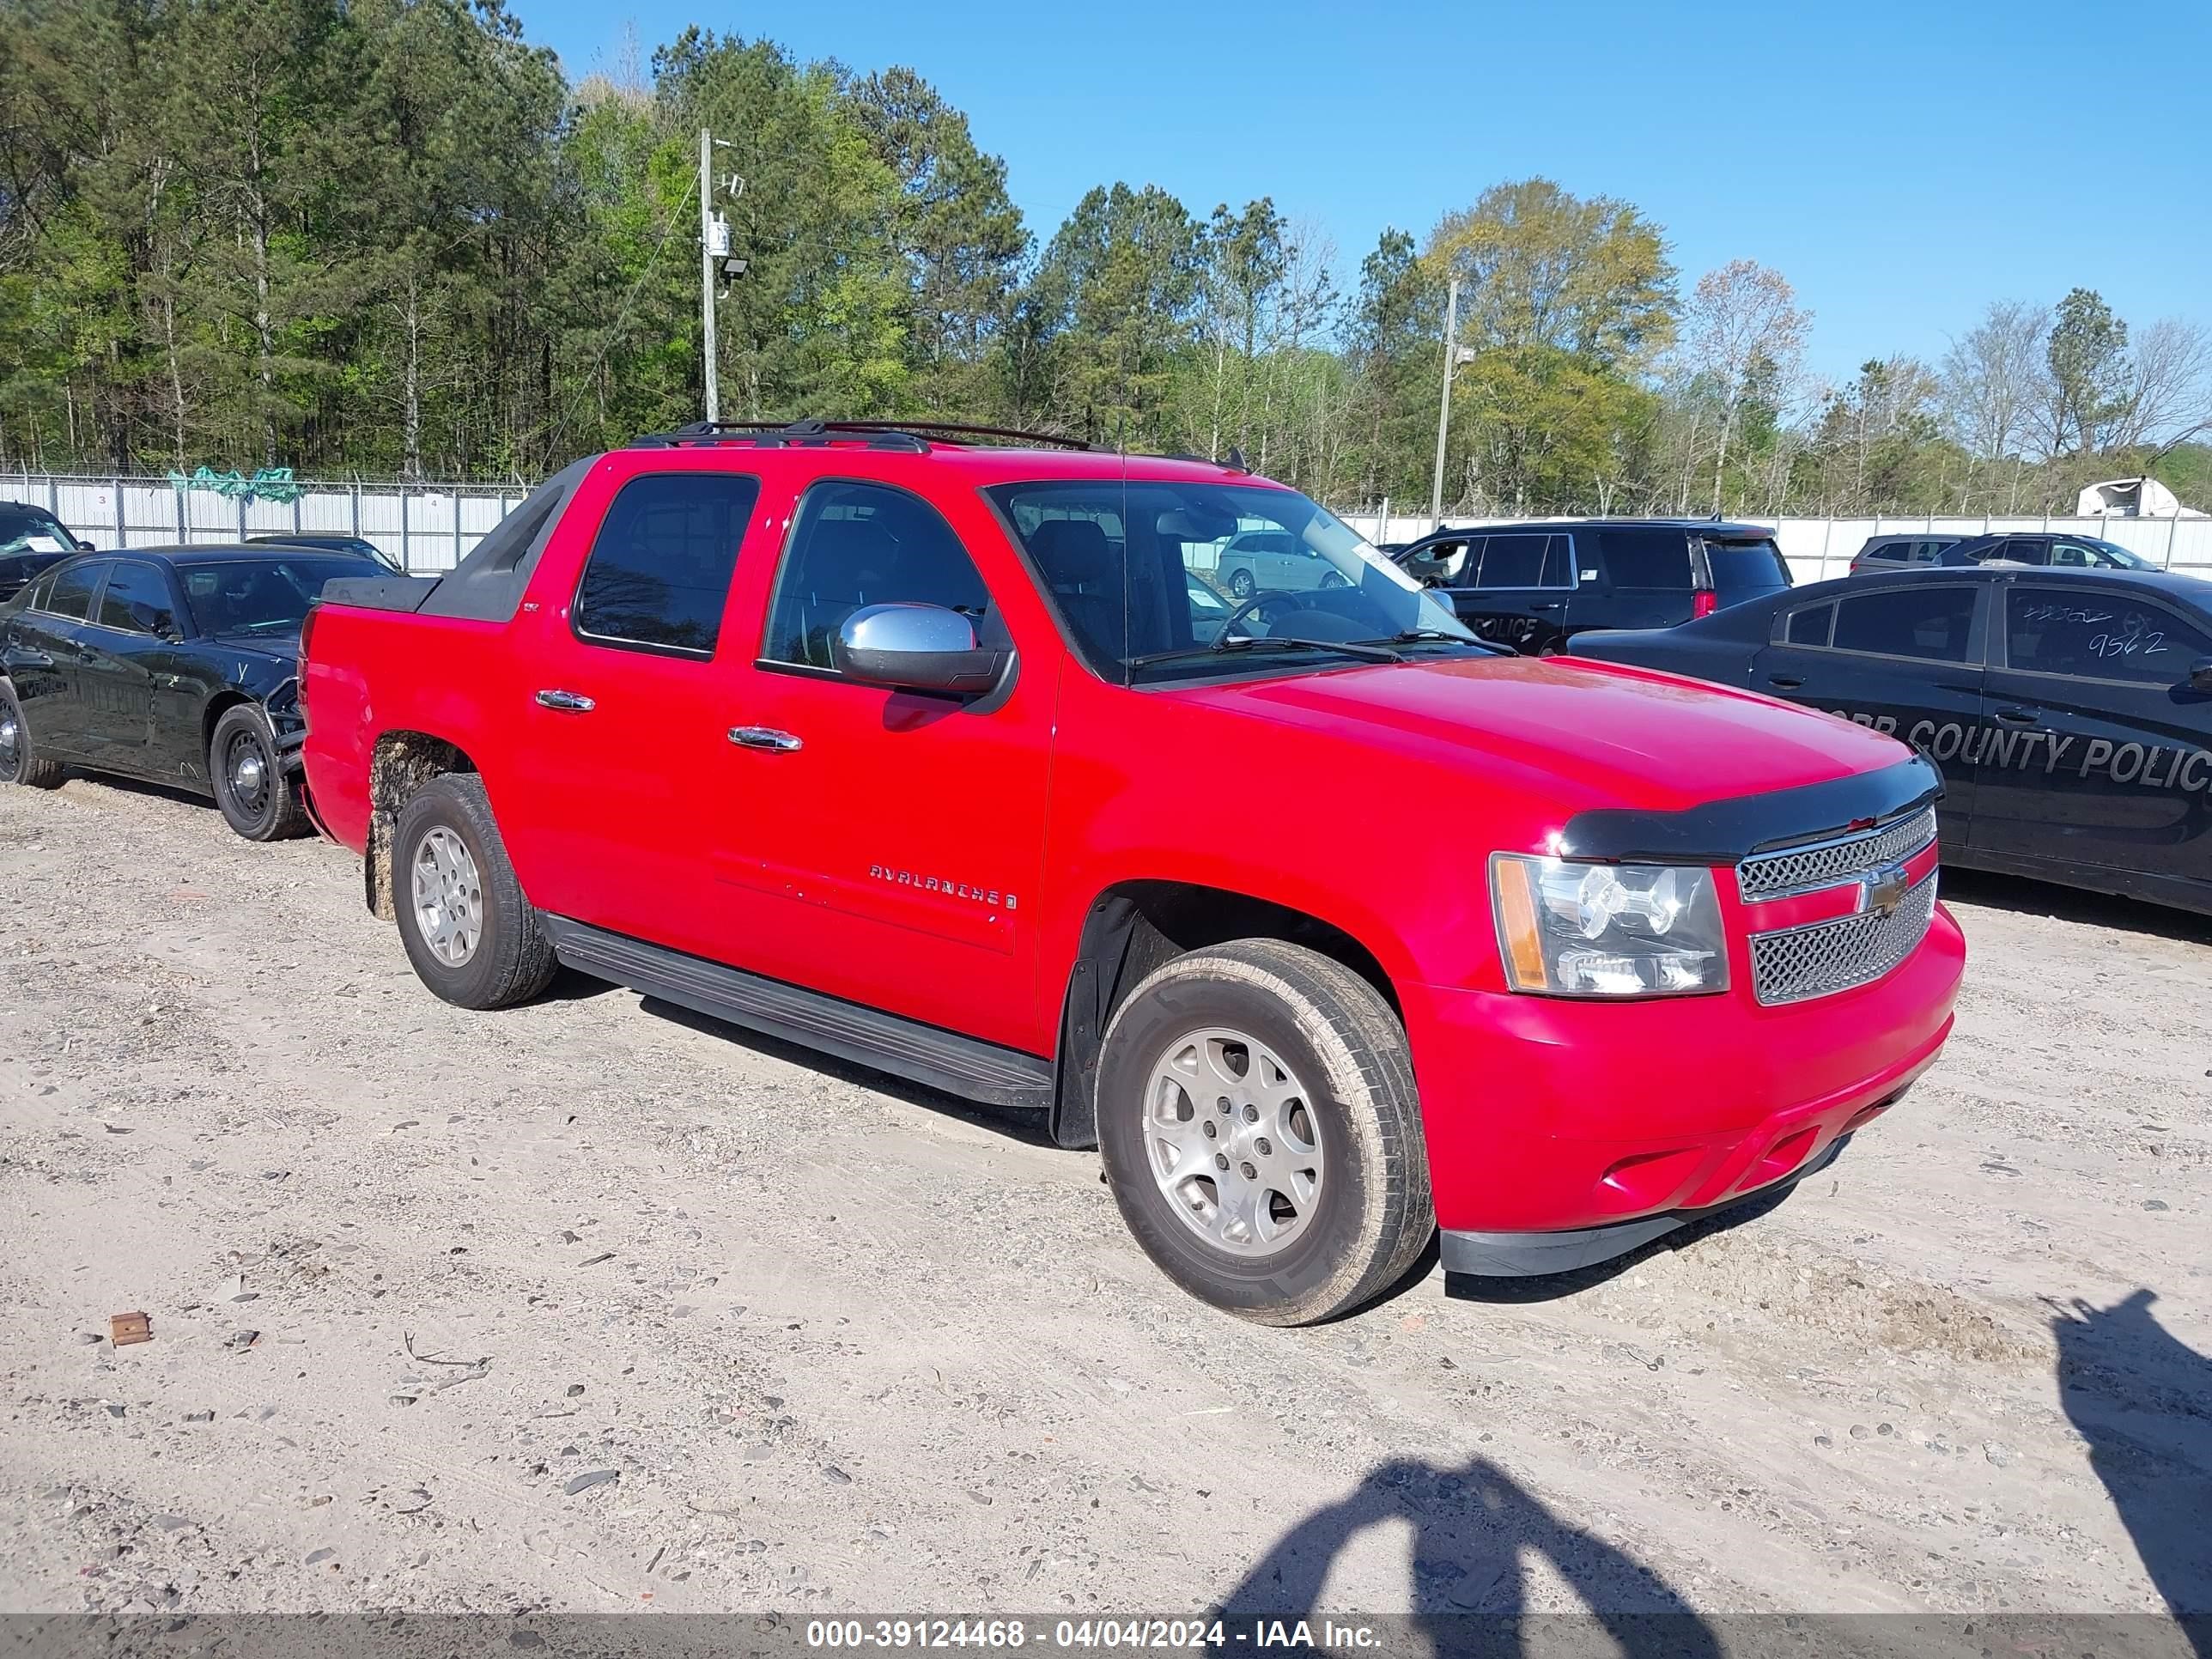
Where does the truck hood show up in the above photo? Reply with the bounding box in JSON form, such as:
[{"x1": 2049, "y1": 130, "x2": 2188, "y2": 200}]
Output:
[{"x1": 1176, "y1": 654, "x2": 1907, "y2": 813}]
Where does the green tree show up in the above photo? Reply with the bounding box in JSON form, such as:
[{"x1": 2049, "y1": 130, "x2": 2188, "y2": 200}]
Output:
[{"x1": 2043, "y1": 287, "x2": 2130, "y2": 456}]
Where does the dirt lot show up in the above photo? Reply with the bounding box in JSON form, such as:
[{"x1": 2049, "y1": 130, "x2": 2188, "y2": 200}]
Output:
[{"x1": 1, "y1": 774, "x2": 2206, "y2": 1622}]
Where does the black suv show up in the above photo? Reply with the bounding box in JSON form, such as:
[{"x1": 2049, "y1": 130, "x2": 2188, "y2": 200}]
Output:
[
  {"x1": 0, "y1": 501, "x2": 92, "y2": 601},
  {"x1": 1389, "y1": 518, "x2": 1793, "y2": 654}
]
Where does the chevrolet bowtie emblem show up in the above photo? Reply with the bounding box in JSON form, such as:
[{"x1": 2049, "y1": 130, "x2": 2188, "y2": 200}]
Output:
[{"x1": 1860, "y1": 861, "x2": 1911, "y2": 917}]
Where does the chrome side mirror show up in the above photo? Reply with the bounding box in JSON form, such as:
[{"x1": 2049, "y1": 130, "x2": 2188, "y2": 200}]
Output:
[{"x1": 832, "y1": 603, "x2": 1007, "y2": 695}]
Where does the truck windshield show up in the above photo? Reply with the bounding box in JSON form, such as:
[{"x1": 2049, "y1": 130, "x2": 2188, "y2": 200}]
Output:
[
  {"x1": 985, "y1": 480, "x2": 1478, "y2": 683},
  {"x1": 179, "y1": 555, "x2": 387, "y2": 635},
  {"x1": 0, "y1": 506, "x2": 74, "y2": 554}
]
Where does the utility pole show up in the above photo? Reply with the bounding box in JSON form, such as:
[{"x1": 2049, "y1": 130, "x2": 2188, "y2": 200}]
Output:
[
  {"x1": 1430, "y1": 277, "x2": 1466, "y2": 531},
  {"x1": 698, "y1": 126, "x2": 720, "y2": 425}
]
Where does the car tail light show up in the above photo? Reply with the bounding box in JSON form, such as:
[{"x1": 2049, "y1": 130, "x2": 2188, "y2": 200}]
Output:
[
  {"x1": 300, "y1": 605, "x2": 318, "y2": 660},
  {"x1": 1692, "y1": 590, "x2": 1718, "y2": 619}
]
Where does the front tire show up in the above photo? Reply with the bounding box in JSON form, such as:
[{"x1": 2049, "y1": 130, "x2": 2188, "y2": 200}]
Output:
[
  {"x1": 0, "y1": 683, "x2": 65, "y2": 788},
  {"x1": 1097, "y1": 939, "x2": 1432, "y2": 1326},
  {"x1": 210, "y1": 703, "x2": 309, "y2": 840},
  {"x1": 392, "y1": 773, "x2": 556, "y2": 1010}
]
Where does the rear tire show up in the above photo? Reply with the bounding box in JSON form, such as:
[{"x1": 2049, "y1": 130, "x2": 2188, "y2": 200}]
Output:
[
  {"x1": 1097, "y1": 938, "x2": 1432, "y2": 1326},
  {"x1": 392, "y1": 773, "x2": 556, "y2": 1010},
  {"x1": 0, "y1": 683, "x2": 64, "y2": 788},
  {"x1": 210, "y1": 703, "x2": 309, "y2": 840}
]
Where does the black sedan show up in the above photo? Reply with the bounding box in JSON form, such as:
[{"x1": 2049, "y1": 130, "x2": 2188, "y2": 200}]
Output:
[
  {"x1": 1571, "y1": 564, "x2": 2212, "y2": 917},
  {"x1": 0, "y1": 544, "x2": 387, "y2": 839}
]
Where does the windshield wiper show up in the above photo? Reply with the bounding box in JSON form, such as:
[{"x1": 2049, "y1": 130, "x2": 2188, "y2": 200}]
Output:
[
  {"x1": 1357, "y1": 628, "x2": 1506, "y2": 653},
  {"x1": 1129, "y1": 635, "x2": 1403, "y2": 671}
]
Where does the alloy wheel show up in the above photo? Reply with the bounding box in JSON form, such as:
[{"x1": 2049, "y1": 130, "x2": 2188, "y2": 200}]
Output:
[
  {"x1": 410, "y1": 826, "x2": 484, "y2": 967},
  {"x1": 1142, "y1": 1026, "x2": 1325, "y2": 1257}
]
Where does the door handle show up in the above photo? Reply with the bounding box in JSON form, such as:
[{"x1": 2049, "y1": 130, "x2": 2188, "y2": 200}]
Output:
[
  {"x1": 1994, "y1": 707, "x2": 2039, "y2": 725},
  {"x1": 533, "y1": 689, "x2": 595, "y2": 713},
  {"x1": 728, "y1": 726, "x2": 803, "y2": 753},
  {"x1": 1529, "y1": 601, "x2": 1566, "y2": 612},
  {"x1": 1765, "y1": 674, "x2": 1804, "y2": 690}
]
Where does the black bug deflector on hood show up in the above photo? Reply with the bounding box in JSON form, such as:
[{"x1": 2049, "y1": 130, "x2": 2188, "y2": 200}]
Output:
[{"x1": 1556, "y1": 755, "x2": 1944, "y2": 866}]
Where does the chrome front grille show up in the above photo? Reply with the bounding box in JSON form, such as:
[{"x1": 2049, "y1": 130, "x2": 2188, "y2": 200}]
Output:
[
  {"x1": 1735, "y1": 806, "x2": 1937, "y2": 902},
  {"x1": 1749, "y1": 872, "x2": 1938, "y2": 1006}
]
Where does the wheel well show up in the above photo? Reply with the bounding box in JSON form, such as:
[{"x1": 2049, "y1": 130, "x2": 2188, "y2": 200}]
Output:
[
  {"x1": 201, "y1": 690, "x2": 254, "y2": 755},
  {"x1": 1049, "y1": 879, "x2": 1401, "y2": 1151},
  {"x1": 364, "y1": 731, "x2": 478, "y2": 919}
]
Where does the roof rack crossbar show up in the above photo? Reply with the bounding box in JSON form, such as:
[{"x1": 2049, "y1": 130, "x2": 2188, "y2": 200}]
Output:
[{"x1": 627, "y1": 417, "x2": 1100, "y2": 453}]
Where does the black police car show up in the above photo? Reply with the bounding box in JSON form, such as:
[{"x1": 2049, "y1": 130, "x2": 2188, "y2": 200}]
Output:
[
  {"x1": 1389, "y1": 518, "x2": 1791, "y2": 654},
  {"x1": 1570, "y1": 564, "x2": 2212, "y2": 916},
  {"x1": 0, "y1": 543, "x2": 386, "y2": 839}
]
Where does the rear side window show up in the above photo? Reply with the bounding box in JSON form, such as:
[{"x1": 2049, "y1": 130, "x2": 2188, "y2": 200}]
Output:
[
  {"x1": 1705, "y1": 538, "x2": 1790, "y2": 601},
  {"x1": 43, "y1": 560, "x2": 106, "y2": 621},
  {"x1": 1832, "y1": 586, "x2": 1977, "y2": 662},
  {"x1": 1595, "y1": 529, "x2": 1690, "y2": 589},
  {"x1": 97, "y1": 562, "x2": 180, "y2": 636},
  {"x1": 1474, "y1": 532, "x2": 1571, "y2": 589},
  {"x1": 763, "y1": 480, "x2": 993, "y2": 672},
  {"x1": 1784, "y1": 603, "x2": 1834, "y2": 646},
  {"x1": 573, "y1": 472, "x2": 761, "y2": 656}
]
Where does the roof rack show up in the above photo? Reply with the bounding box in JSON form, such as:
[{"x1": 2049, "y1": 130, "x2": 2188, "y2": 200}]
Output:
[{"x1": 629, "y1": 417, "x2": 1101, "y2": 453}]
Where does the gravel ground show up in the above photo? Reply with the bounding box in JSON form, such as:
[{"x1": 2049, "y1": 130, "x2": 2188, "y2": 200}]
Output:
[{"x1": 0, "y1": 774, "x2": 2206, "y2": 1621}]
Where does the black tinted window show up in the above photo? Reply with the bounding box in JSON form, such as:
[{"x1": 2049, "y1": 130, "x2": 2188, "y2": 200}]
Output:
[
  {"x1": 180, "y1": 556, "x2": 384, "y2": 635},
  {"x1": 1596, "y1": 529, "x2": 1690, "y2": 589},
  {"x1": 574, "y1": 473, "x2": 760, "y2": 655},
  {"x1": 1475, "y1": 533, "x2": 1568, "y2": 589},
  {"x1": 1784, "y1": 603, "x2": 1833, "y2": 646},
  {"x1": 44, "y1": 560, "x2": 105, "y2": 620},
  {"x1": 765, "y1": 481, "x2": 990, "y2": 670},
  {"x1": 1993, "y1": 538, "x2": 2050, "y2": 566},
  {"x1": 0, "y1": 506, "x2": 73, "y2": 551},
  {"x1": 97, "y1": 562, "x2": 179, "y2": 635},
  {"x1": 1705, "y1": 538, "x2": 1790, "y2": 600},
  {"x1": 1832, "y1": 586, "x2": 1977, "y2": 662},
  {"x1": 2005, "y1": 586, "x2": 2212, "y2": 684}
]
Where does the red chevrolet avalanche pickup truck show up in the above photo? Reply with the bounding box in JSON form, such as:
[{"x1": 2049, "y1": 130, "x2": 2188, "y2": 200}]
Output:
[{"x1": 301, "y1": 420, "x2": 1964, "y2": 1325}]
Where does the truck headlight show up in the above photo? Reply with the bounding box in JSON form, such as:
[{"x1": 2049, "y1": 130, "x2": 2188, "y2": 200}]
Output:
[{"x1": 1490, "y1": 854, "x2": 1729, "y2": 997}]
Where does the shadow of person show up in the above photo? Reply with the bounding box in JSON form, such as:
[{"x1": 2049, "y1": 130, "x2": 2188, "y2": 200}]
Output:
[
  {"x1": 1212, "y1": 1455, "x2": 1719, "y2": 1657},
  {"x1": 2052, "y1": 1290, "x2": 2212, "y2": 1648}
]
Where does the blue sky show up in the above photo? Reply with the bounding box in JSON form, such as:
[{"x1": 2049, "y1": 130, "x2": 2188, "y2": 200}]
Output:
[{"x1": 514, "y1": 0, "x2": 2212, "y2": 389}]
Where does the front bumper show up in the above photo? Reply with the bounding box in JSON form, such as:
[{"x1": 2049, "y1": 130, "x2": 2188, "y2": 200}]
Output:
[
  {"x1": 1442, "y1": 1122, "x2": 1857, "y2": 1276},
  {"x1": 1402, "y1": 901, "x2": 1964, "y2": 1242}
]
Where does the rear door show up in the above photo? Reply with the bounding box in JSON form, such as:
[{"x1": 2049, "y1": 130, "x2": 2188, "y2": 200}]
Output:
[
  {"x1": 1750, "y1": 580, "x2": 1988, "y2": 841},
  {"x1": 1972, "y1": 579, "x2": 2212, "y2": 884},
  {"x1": 13, "y1": 558, "x2": 109, "y2": 756},
  {"x1": 1583, "y1": 526, "x2": 1696, "y2": 633},
  {"x1": 497, "y1": 466, "x2": 768, "y2": 954}
]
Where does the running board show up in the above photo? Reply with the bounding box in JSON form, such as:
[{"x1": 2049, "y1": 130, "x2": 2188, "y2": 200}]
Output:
[{"x1": 542, "y1": 917, "x2": 1055, "y2": 1109}]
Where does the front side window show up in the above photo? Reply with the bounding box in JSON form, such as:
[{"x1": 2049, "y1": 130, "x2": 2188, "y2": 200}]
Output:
[
  {"x1": 574, "y1": 472, "x2": 760, "y2": 655},
  {"x1": 97, "y1": 562, "x2": 180, "y2": 636},
  {"x1": 1831, "y1": 586, "x2": 1978, "y2": 662},
  {"x1": 763, "y1": 480, "x2": 993, "y2": 671},
  {"x1": 180, "y1": 556, "x2": 386, "y2": 636},
  {"x1": 988, "y1": 480, "x2": 1475, "y2": 684},
  {"x1": 1596, "y1": 529, "x2": 1691, "y2": 590},
  {"x1": 43, "y1": 560, "x2": 106, "y2": 621},
  {"x1": 2051, "y1": 538, "x2": 2154, "y2": 571},
  {"x1": 2004, "y1": 586, "x2": 2212, "y2": 684}
]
